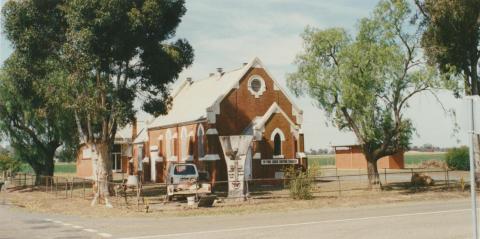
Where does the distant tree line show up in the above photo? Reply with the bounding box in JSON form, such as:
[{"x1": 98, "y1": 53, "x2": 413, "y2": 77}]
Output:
[{"x1": 306, "y1": 143, "x2": 450, "y2": 155}]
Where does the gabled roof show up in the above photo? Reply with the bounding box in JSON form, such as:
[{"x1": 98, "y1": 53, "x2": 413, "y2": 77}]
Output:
[
  {"x1": 115, "y1": 120, "x2": 149, "y2": 144},
  {"x1": 148, "y1": 57, "x2": 302, "y2": 129},
  {"x1": 242, "y1": 102, "x2": 300, "y2": 140},
  {"x1": 133, "y1": 128, "x2": 147, "y2": 144},
  {"x1": 253, "y1": 102, "x2": 298, "y2": 132}
]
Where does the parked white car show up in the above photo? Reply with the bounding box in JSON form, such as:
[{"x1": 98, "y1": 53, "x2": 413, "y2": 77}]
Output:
[{"x1": 166, "y1": 163, "x2": 211, "y2": 201}]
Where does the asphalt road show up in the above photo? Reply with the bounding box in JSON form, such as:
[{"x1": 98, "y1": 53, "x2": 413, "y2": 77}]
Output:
[{"x1": 0, "y1": 199, "x2": 475, "y2": 239}]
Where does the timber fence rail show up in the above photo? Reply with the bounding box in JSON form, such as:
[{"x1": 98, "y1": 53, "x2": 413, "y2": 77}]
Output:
[{"x1": 0, "y1": 168, "x2": 470, "y2": 208}]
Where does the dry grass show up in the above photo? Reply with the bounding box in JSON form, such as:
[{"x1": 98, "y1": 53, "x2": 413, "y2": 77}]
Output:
[{"x1": 0, "y1": 184, "x2": 469, "y2": 219}]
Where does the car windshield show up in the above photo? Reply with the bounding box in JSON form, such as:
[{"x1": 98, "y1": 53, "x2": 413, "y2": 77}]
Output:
[{"x1": 174, "y1": 165, "x2": 196, "y2": 175}]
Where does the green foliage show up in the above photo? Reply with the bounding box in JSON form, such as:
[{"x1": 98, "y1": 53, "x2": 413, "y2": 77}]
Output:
[
  {"x1": 416, "y1": 0, "x2": 480, "y2": 96},
  {"x1": 287, "y1": 0, "x2": 440, "y2": 184},
  {"x1": 1, "y1": 1, "x2": 193, "y2": 184},
  {"x1": 0, "y1": 54, "x2": 76, "y2": 176},
  {"x1": 445, "y1": 146, "x2": 469, "y2": 170},
  {"x1": 0, "y1": 0, "x2": 80, "y2": 176},
  {"x1": 284, "y1": 166, "x2": 317, "y2": 200},
  {"x1": 18, "y1": 162, "x2": 76, "y2": 174},
  {"x1": 55, "y1": 144, "x2": 79, "y2": 163},
  {"x1": 0, "y1": 152, "x2": 22, "y2": 173}
]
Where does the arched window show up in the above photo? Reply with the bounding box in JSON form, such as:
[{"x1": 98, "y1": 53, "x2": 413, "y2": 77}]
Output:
[
  {"x1": 188, "y1": 135, "x2": 194, "y2": 156},
  {"x1": 274, "y1": 134, "x2": 282, "y2": 156},
  {"x1": 197, "y1": 125, "x2": 205, "y2": 158},
  {"x1": 270, "y1": 128, "x2": 285, "y2": 158},
  {"x1": 158, "y1": 138, "x2": 163, "y2": 157},
  {"x1": 181, "y1": 127, "x2": 188, "y2": 160}
]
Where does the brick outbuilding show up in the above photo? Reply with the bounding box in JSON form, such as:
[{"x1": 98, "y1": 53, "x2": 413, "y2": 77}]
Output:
[{"x1": 334, "y1": 145, "x2": 404, "y2": 169}]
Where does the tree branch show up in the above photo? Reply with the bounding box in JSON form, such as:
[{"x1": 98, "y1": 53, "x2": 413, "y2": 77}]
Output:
[
  {"x1": 340, "y1": 107, "x2": 365, "y2": 145},
  {"x1": 11, "y1": 119, "x2": 48, "y2": 153},
  {"x1": 398, "y1": 86, "x2": 429, "y2": 112},
  {"x1": 74, "y1": 110, "x2": 87, "y2": 143}
]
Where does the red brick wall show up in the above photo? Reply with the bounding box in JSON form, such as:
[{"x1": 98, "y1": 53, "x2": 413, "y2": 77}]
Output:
[
  {"x1": 262, "y1": 114, "x2": 295, "y2": 159},
  {"x1": 77, "y1": 144, "x2": 134, "y2": 178},
  {"x1": 214, "y1": 67, "x2": 304, "y2": 179},
  {"x1": 146, "y1": 66, "x2": 304, "y2": 182},
  {"x1": 147, "y1": 123, "x2": 204, "y2": 183},
  {"x1": 216, "y1": 67, "x2": 298, "y2": 135},
  {"x1": 335, "y1": 146, "x2": 405, "y2": 169},
  {"x1": 76, "y1": 145, "x2": 93, "y2": 178},
  {"x1": 131, "y1": 143, "x2": 150, "y2": 183}
]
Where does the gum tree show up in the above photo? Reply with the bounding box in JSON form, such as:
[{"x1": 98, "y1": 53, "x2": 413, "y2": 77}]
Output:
[
  {"x1": 1, "y1": 0, "x2": 77, "y2": 181},
  {"x1": 288, "y1": 0, "x2": 438, "y2": 187},
  {"x1": 415, "y1": 0, "x2": 480, "y2": 182},
  {"x1": 415, "y1": 0, "x2": 480, "y2": 96},
  {"x1": 0, "y1": 54, "x2": 76, "y2": 181},
  {"x1": 60, "y1": 0, "x2": 194, "y2": 206},
  {"x1": 2, "y1": 0, "x2": 194, "y2": 206}
]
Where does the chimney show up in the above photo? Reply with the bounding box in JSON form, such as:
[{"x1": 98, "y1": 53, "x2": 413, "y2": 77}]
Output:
[
  {"x1": 131, "y1": 118, "x2": 137, "y2": 140},
  {"x1": 186, "y1": 77, "x2": 193, "y2": 84},
  {"x1": 216, "y1": 67, "x2": 223, "y2": 74},
  {"x1": 242, "y1": 62, "x2": 248, "y2": 67}
]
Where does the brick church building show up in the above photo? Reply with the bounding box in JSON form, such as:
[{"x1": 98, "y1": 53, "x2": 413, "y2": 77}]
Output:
[{"x1": 77, "y1": 57, "x2": 307, "y2": 184}]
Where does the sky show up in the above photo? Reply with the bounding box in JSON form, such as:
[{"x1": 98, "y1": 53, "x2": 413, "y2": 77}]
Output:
[{"x1": 0, "y1": 0, "x2": 473, "y2": 150}]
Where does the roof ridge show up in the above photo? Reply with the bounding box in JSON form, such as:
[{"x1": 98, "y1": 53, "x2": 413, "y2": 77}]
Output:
[{"x1": 194, "y1": 66, "x2": 245, "y2": 83}]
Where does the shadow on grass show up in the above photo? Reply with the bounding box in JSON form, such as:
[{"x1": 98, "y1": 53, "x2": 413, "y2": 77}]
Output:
[{"x1": 382, "y1": 180, "x2": 460, "y2": 194}]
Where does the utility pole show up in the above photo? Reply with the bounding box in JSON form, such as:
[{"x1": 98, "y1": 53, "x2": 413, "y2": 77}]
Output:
[{"x1": 467, "y1": 96, "x2": 479, "y2": 239}]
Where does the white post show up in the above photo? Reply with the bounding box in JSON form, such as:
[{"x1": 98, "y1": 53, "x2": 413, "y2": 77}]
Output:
[
  {"x1": 468, "y1": 96, "x2": 479, "y2": 239},
  {"x1": 219, "y1": 135, "x2": 254, "y2": 199}
]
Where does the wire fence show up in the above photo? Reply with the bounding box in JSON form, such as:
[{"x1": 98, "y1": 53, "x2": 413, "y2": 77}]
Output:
[{"x1": 0, "y1": 168, "x2": 469, "y2": 209}]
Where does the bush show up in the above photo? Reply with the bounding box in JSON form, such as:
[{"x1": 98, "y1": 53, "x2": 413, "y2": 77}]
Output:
[
  {"x1": 445, "y1": 146, "x2": 469, "y2": 170},
  {"x1": 0, "y1": 153, "x2": 22, "y2": 173},
  {"x1": 284, "y1": 166, "x2": 317, "y2": 200}
]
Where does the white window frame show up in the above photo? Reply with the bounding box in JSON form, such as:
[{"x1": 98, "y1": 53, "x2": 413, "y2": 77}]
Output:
[
  {"x1": 247, "y1": 75, "x2": 266, "y2": 98},
  {"x1": 111, "y1": 144, "x2": 122, "y2": 172},
  {"x1": 270, "y1": 128, "x2": 285, "y2": 158}
]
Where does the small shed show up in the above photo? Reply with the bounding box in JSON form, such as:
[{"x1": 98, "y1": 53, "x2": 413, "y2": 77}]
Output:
[{"x1": 333, "y1": 145, "x2": 404, "y2": 169}]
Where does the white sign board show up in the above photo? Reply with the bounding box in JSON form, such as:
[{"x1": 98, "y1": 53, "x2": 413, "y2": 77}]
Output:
[{"x1": 219, "y1": 135, "x2": 254, "y2": 199}]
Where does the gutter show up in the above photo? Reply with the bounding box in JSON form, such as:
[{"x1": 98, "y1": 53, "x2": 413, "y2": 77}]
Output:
[{"x1": 148, "y1": 118, "x2": 207, "y2": 131}]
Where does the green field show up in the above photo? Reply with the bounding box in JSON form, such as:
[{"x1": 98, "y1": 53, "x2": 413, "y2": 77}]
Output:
[
  {"x1": 19, "y1": 162, "x2": 76, "y2": 174},
  {"x1": 404, "y1": 152, "x2": 446, "y2": 165},
  {"x1": 308, "y1": 152, "x2": 446, "y2": 167},
  {"x1": 308, "y1": 155, "x2": 335, "y2": 167},
  {"x1": 15, "y1": 152, "x2": 446, "y2": 174}
]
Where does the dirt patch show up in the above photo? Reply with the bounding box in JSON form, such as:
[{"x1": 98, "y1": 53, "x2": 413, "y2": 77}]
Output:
[{"x1": 0, "y1": 186, "x2": 470, "y2": 219}]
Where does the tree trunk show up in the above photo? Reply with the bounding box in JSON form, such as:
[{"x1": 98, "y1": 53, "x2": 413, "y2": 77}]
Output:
[
  {"x1": 90, "y1": 142, "x2": 113, "y2": 208},
  {"x1": 365, "y1": 154, "x2": 381, "y2": 190},
  {"x1": 470, "y1": 62, "x2": 479, "y2": 95},
  {"x1": 31, "y1": 148, "x2": 56, "y2": 186}
]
